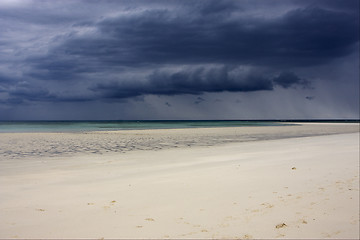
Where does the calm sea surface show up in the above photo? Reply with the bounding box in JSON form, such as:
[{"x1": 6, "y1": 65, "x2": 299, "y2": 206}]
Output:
[
  {"x1": 0, "y1": 120, "x2": 287, "y2": 133},
  {"x1": 0, "y1": 120, "x2": 357, "y2": 133}
]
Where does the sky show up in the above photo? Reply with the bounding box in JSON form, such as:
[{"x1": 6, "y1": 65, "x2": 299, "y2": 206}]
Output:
[{"x1": 0, "y1": 0, "x2": 359, "y2": 120}]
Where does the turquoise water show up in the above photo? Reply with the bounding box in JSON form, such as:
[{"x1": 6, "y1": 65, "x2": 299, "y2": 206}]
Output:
[
  {"x1": 0, "y1": 120, "x2": 285, "y2": 133},
  {"x1": 1, "y1": 120, "x2": 357, "y2": 133}
]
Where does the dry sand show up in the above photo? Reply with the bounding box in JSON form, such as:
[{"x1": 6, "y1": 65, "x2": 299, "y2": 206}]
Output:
[{"x1": 0, "y1": 123, "x2": 359, "y2": 239}]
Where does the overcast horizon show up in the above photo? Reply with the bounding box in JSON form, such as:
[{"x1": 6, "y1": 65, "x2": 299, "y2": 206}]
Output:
[{"x1": 0, "y1": 0, "x2": 359, "y2": 120}]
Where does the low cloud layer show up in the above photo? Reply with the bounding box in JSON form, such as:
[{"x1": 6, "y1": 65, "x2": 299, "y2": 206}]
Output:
[{"x1": 91, "y1": 67, "x2": 310, "y2": 100}]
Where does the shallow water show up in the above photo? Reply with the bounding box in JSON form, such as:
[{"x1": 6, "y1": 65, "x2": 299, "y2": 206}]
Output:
[{"x1": 0, "y1": 120, "x2": 286, "y2": 133}]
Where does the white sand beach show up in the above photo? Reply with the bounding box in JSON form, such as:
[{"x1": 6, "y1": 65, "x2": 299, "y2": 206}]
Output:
[{"x1": 0, "y1": 123, "x2": 359, "y2": 239}]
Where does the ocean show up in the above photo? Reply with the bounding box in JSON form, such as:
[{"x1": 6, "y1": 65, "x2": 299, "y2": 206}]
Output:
[
  {"x1": 0, "y1": 120, "x2": 357, "y2": 133},
  {"x1": 0, "y1": 120, "x2": 288, "y2": 133}
]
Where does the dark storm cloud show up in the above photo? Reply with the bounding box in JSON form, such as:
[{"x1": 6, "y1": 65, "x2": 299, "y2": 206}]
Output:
[
  {"x1": 28, "y1": 56, "x2": 90, "y2": 81},
  {"x1": 273, "y1": 72, "x2": 310, "y2": 89},
  {"x1": 18, "y1": 0, "x2": 358, "y2": 103},
  {"x1": 35, "y1": 2, "x2": 358, "y2": 76},
  {"x1": 90, "y1": 66, "x2": 275, "y2": 99},
  {"x1": 1, "y1": 83, "x2": 56, "y2": 105},
  {"x1": 0, "y1": 0, "x2": 358, "y2": 119},
  {"x1": 90, "y1": 66, "x2": 310, "y2": 99},
  {"x1": 2, "y1": 81, "x2": 93, "y2": 105}
]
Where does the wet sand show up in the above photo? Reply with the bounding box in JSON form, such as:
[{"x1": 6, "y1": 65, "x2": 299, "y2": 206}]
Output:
[{"x1": 0, "y1": 123, "x2": 359, "y2": 239}]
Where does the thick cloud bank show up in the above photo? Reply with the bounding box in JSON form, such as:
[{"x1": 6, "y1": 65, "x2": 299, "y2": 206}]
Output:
[{"x1": 0, "y1": 0, "x2": 358, "y2": 119}]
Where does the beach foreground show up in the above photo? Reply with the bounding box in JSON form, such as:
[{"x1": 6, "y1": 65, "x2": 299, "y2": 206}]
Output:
[{"x1": 0, "y1": 124, "x2": 359, "y2": 239}]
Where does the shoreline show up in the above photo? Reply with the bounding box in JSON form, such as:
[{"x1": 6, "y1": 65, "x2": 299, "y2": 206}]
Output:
[
  {"x1": 0, "y1": 124, "x2": 359, "y2": 239},
  {"x1": 0, "y1": 123, "x2": 358, "y2": 161},
  {"x1": 0, "y1": 121, "x2": 358, "y2": 134}
]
